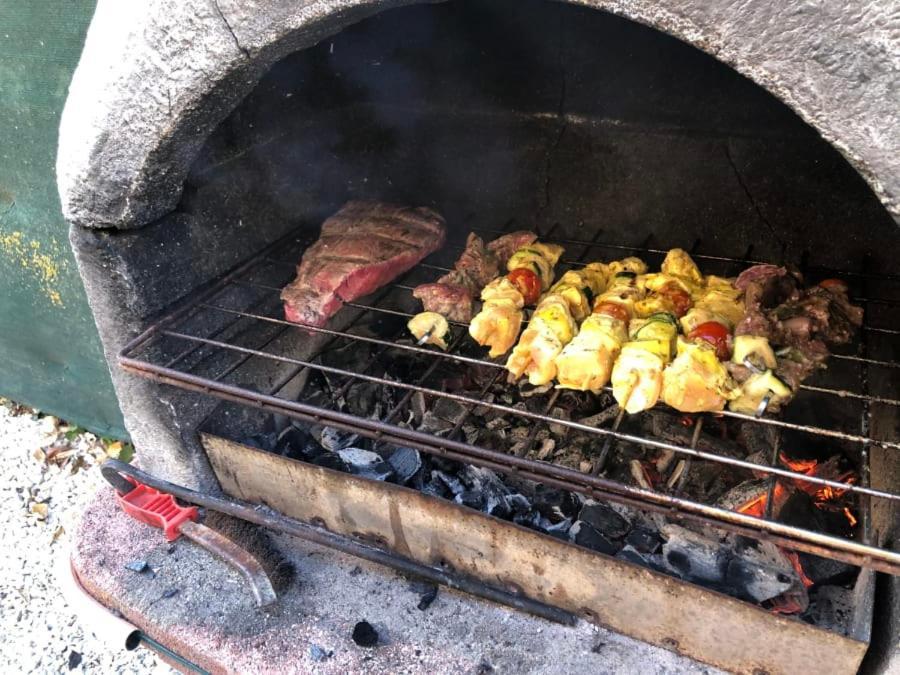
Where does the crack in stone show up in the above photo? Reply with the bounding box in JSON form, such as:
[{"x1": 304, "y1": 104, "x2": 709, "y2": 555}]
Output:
[
  {"x1": 724, "y1": 141, "x2": 788, "y2": 259},
  {"x1": 212, "y1": 0, "x2": 250, "y2": 60}
]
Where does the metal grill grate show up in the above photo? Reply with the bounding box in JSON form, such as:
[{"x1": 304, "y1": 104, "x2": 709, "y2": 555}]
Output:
[{"x1": 119, "y1": 222, "x2": 900, "y2": 574}]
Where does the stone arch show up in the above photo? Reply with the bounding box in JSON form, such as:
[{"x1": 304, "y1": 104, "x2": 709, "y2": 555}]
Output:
[{"x1": 57, "y1": 0, "x2": 900, "y2": 229}]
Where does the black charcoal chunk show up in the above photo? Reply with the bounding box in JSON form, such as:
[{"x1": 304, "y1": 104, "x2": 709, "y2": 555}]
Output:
[
  {"x1": 387, "y1": 447, "x2": 422, "y2": 483},
  {"x1": 275, "y1": 426, "x2": 321, "y2": 460},
  {"x1": 616, "y1": 545, "x2": 668, "y2": 574},
  {"x1": 725, "y1": 556, "x2": 794, "y2": 603},
  {"x1": 541, "y1": 517, "x2": 573, "y2": 540},
  {"x1": 417, "y1": 585, "x2": 439, "y2": 611},
  {"x1": 244, "y1": 431, "x2": 277, "y2": 452},
  {"x1": 455, "y1": 490, "x2": 484, "y2": 510},
  {"x1": 505, "y1": 494, "x2": 532, "y2": 515},
  {"x1": 661, "y1": 525, "x2": 727, "y2": 584},
  {"x1": 799, "y1": 553, "x2": 857, "y2": 587},
  {"x1": 67, "y1": 651, "x2": 82, "y2": 671},
  {"x1": 432, "y1": 470, "x2": 466, "y2": 496},
  {"x1": 579, "y1": 502, "x2": 631, "y2": 539},
  {"x1": 352, "y1": 621, "x2": 379, "y2": 647},
  {"x1": 337, "y1": 448, "x2": 395, "y2": 482},
  {"x1": 624, "y1": 526, "x2": 662, "y2": 554},
  {"x1": 319, "y1": 427, "x2": 358, "y2": 452},
  {"x1": 569, "y1": 521, "x2": 621, "y2": 555},
  {"x1": 309, "y1": 452, "x2": 349, "y2": 472}
]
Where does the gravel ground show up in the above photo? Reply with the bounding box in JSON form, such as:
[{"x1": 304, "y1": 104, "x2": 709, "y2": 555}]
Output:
[{"x1": 0, "y1": 399, "x2": 172, "y2": 674}]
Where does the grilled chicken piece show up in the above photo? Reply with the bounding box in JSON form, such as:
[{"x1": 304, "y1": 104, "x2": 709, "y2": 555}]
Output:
[
  {"x1": 506, "y1": 262, "x2": 612, "y2": 385},
  {"x1": 469, "y1": 277, "x2": 526, "y2": 357},
  {"x1": 555, "y1": 313, "x2": 627, "y2": 393},
  {"x1": 662, "y1": 338, "x2": 738, "y2": 412},
  {"x1": 611, "y1": 313, "x2": 678, "y2": 413},
  {"x1": 506, "y1": 294, "x2": 577, "y2": 384},
  {"x1": 679, "y1": 275, "x2": 744, "y2": 334},
  {"x1": 554, "y1": 268, "x2": 642, "y2": 393},
  {"x1": 407, "y1": 312, "x2": 450, "y2": 350},
  {"x1": 660, "y1": 248, "x2": 703, "y2": 286},
  {"x1": 468, "y1": 241, "x2": 566, "y2": 358}
]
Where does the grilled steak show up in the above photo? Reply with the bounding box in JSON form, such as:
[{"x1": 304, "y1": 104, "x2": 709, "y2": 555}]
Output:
[
  {"x1": 282, "y1": 201, "x2": 446, "y2": 327},
  {"x1": 413, "y1": 230, "x2": 536, "y2": 322}
]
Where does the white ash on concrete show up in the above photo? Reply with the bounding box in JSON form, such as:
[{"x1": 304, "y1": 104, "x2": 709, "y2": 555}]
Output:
[
  {"x1": 71, "y1": 464, "x2": 722, "y2": 673},
  {"x1": 0, "y1": 401, "x2": 171, "y2": 674}
]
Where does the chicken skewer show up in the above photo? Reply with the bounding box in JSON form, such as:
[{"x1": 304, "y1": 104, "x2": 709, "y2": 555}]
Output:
[
  {"x1": 554, "y1": 258, "x2": 648, "y2": 393},
  {"x1": 505, "y1": 262, "x2": 611, "y2": 385},
  {"x1": 661, "y1": 276, "x2": 744, "y2": 412},
  {"x1": 610, "y1": 249, "x2": 702, "y2": 413},
  {"x1": 468, "y1": 242, "x2": 565, "y2": 358}
]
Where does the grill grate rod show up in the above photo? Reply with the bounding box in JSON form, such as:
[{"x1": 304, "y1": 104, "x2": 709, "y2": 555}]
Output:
[{"x1": 196, "y1": 303, "x2": 900, "y2": 422}]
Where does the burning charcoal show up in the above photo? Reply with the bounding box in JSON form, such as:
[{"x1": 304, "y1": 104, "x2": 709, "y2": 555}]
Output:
[
  {"x1": 624, "y1": 526, "x2": 662, "y2": 554},
  {"x1": 725, "y1": 556, "x2": 795, "y2": 603},
  {"x1": 797, "y1": 553, "x2": 857, "y2": 587},
  {"x1": 386, "y1": 447, "x2": 422, "y2": 484},
  {"x1": 661, "y1": 525, "x2": 727, "y2": 584},
  {"x1": 337, "y1": 448, "x2": 395, "y2": 482},
  {"x1": 569, "y1": 521, "x2": 621, "y2": 555},
  {"x1": 275, "y1": 426, "x2": 321, "y2": 460},
  {"x1": 351, "y1": 621, "x2": 379, "y2": 648},
  {"x1": 579, "y1": 502, "x2": 631, "y2": 540}
]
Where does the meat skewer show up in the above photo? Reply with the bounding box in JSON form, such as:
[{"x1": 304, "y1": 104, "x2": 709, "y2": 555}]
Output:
[
  {"x1": 610, "y1": 249, "x2": 702, "y2": 413},
  {"x1": 413, "y1": 231, "x2": 537, "y2": 323},
  {"x1": 505, "y1": 262, "x2": 612, "y2": 385},
  {"x1": 469, "y1": 242, "x2": 565, "y2": 358},
  {"x1": 661, "y1": 276, "x2": 744, "y2": 412},
  {"x1": 554, "y1": 259, "x2": 648, "y2": 393}
]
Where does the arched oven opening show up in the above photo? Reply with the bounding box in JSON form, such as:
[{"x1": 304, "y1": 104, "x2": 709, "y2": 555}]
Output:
[{"x1": 61, "y1": 1, "x2": 899, "y2": 672}]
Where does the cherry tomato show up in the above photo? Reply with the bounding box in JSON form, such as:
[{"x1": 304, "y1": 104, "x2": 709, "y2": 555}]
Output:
[
  {"x1": 688, "y1": 321, "x2": 731, "y2": 360},
  {"x1": 508, "y1": 268, "x2": 541, "y2": 305},
  {"x1": 592, "y1": 300, "x2": 629, "y2": 322},
  {"x1": 819, "y1": 278, "x2": 848, "y2": 293},
  {"x1": 658, "y1": 282, "x2": 692, "y2": 318}
]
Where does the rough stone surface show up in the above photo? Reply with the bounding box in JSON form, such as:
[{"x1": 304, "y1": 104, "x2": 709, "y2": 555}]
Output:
[
  {"x1": 72, "y1": 484, "x2": 721, "y2": 675},
  {"x1": 57, "y1": 0, "x2": 900, "y2": 229}
]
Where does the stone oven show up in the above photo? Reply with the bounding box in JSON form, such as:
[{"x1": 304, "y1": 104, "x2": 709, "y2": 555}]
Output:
[{"x1": 58, "y1": 1, "x2": 899, "y2": 672}]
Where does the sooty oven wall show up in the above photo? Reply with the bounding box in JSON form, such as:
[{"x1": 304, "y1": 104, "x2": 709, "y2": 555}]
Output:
[{"x1": 70, "y1": 0, "x2": 899, "y2": 492}]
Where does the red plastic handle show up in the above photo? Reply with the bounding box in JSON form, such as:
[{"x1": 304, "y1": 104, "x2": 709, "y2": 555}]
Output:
[{"x1": 115, "y1": 477, "x2": 198, "y2": 542}]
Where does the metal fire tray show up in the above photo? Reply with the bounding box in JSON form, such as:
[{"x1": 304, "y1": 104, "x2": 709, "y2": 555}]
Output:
[{"x1": 118, "y1": 221, "x2": 900, "y2": 575}]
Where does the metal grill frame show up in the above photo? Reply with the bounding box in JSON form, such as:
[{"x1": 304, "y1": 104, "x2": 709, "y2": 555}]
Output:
[{"x1": 118, "y1": 221, "x2": 900, "y2": 575}]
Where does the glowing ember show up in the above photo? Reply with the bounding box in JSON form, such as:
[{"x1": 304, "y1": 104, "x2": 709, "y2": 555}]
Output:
[{"x1": 843, "y1": 507, "x2": 858, "y2": 527}]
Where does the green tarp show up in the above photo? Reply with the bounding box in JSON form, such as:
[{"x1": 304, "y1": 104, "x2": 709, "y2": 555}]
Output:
[{"x1": 0, "y1": 1, "x2": 125, "y2": 437}]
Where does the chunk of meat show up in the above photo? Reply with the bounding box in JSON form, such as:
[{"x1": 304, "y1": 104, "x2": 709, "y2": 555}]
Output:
[
  {"x1": 281, "y1": 201, "x2": 445, "y2": 327},
  {"x1": 486, "y1": 230, "x2": 538, "y2": 266},
  {"x1": 413, "y1": 230, "x2": 536, "y2": 323}
]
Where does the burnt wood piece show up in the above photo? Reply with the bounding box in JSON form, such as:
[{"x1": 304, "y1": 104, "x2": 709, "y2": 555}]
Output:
[{"x1": 281, "y1": 201, "x2": 446, "y2": 327}]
